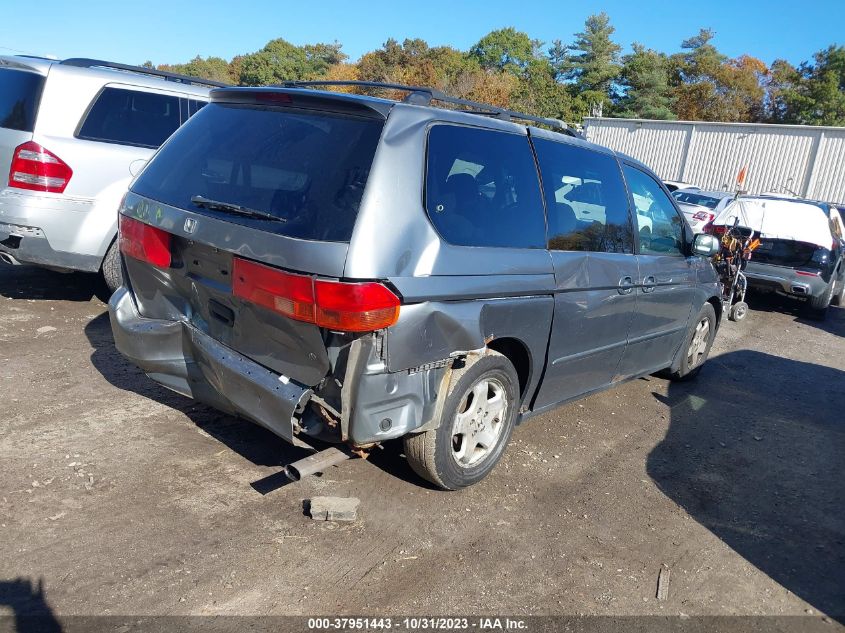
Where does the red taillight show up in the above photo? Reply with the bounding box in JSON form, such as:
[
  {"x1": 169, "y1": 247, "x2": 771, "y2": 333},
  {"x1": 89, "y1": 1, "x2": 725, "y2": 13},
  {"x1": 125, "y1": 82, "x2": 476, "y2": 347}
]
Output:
[
  {"x1": 8, "y1": 141, "x2": 73, "y2": 193},
  {"x1": 118, "y1": 216, "x2": 172, "y2": 268},
  {"x1": 233, "y1": 257, "x2": 400, "y2": 332},
  {"x1": 712, "y1": 225, "x2": 727, "y2": 236}
]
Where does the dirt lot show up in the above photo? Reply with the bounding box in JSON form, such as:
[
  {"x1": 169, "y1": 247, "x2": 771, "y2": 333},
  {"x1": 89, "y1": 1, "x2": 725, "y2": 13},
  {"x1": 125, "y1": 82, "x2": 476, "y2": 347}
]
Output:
[{"x1": 0, "y1": 264, "x2": 843, "y2": 622}]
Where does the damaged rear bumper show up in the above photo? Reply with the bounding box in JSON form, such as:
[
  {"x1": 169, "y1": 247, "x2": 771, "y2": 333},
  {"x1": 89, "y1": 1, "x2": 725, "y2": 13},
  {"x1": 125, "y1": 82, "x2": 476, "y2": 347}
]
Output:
[{"x1": 108, "y1": 287, "x2": 313, "y2": 446}]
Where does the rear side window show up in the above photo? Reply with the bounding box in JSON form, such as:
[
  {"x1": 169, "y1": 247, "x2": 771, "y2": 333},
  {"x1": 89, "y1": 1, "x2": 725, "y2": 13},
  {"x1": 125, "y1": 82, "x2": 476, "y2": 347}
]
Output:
[
  {"x1": 533, "y1": 138, "x2": 633, "y2": 254},
  {"x1": 0, "y1": 68, "x2": 45, "y2": 132},
  {"x1": 624, "y1": 165, "x2": 685, "y2": 256},
  {"x1": 78, "y1": 87, "x2": 180, "y2": 148},
  {"x1": 131, "y1": 103, "x2": 384, "y2": 242},
  {"x1": 425, "y1": 125, "x2": 545, "y2": 249}
]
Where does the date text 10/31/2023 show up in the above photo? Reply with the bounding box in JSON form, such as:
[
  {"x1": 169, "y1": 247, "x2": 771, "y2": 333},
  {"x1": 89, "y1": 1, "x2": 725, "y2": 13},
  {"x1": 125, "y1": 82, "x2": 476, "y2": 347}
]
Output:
[{"x1": 307, "y1": 617, "x2": 528, "y2": 631}]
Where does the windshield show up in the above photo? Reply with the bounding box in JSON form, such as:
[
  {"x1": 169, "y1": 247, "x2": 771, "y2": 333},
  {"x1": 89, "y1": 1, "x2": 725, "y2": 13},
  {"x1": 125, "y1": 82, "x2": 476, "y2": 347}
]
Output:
[
  {"x1": 131, "y1": 103, "x2": 384, "y2": 242},
  {"x1": 0, "y1": 68, "x2": 45, "y2": 132}
]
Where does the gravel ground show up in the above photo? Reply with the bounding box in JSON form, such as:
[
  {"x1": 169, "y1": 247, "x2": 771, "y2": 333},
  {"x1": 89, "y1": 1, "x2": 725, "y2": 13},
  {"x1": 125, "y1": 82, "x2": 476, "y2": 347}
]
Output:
[{"x1": 0, "y1": 265, "x2": 842, "y2": 623}]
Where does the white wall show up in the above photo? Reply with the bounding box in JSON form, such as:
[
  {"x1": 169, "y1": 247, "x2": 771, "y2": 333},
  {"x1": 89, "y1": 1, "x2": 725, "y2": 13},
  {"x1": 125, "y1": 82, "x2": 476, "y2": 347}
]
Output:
[{"x1": 584, "y1": 118, "x2": 845, "y2": 203}]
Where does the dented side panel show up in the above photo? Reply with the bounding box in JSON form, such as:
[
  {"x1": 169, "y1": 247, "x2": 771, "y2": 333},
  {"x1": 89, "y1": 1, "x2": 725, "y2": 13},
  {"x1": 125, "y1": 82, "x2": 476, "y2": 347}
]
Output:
[{"x1": 384, "y1": 295, "x2": 555, "y2": 405}]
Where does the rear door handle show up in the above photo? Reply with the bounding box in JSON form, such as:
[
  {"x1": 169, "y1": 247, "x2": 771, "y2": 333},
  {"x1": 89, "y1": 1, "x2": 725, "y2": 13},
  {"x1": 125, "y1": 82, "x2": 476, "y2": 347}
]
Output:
[
  {"x1": 642, "y1": 275, "x2": 656, "y2": 293},
  {"x1": 618, "y1": 276, "x2": 634, "y2": 295}
]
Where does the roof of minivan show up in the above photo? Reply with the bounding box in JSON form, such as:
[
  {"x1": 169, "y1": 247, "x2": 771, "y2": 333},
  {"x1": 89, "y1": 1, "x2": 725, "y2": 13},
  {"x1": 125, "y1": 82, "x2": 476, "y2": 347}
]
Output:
[
  {"x1": 209, "y1": 85, "x2": 634, "y2": 165},
  {"x1": 0, "y1": 55, "x2": 216, "y2": 97}
]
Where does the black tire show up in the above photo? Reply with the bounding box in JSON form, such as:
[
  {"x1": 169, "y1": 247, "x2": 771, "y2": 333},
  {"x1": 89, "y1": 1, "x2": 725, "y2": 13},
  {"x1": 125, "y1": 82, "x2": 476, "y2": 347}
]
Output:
[
  {"x1": 667, "y1": 303, "x2": 717, "y2": 382},
  {"x1": 101, "y1": 239, "x2": 124, "y2": 295},
  {"x1": 728, "y1": 301, "x2": 748, "y2": 322},
  {"x1": 403, "y1": 350, "x2": 519, "y2": 490},
  {"x1": 807, "y1": 280, "x2": 834, "y2": 321}
]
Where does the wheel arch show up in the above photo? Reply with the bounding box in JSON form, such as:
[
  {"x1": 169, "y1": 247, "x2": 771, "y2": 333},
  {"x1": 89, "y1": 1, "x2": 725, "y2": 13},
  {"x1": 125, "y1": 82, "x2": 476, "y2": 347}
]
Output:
[{"x1": 486, "y1": 337, "x2": 532, "y2": 403}]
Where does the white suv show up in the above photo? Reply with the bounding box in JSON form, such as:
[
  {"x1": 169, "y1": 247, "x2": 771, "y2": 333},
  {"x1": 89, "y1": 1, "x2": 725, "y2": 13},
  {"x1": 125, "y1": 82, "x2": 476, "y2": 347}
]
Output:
[{"x1": 0, "y1": 56, "x2": 224, "y2": 290}]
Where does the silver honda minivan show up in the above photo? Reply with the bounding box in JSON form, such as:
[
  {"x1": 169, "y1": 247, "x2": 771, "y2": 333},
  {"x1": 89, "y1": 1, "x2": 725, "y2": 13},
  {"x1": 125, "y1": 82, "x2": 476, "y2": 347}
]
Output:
[{"x1": 109, "y1": 84, "x2": 723, "y2": 490}]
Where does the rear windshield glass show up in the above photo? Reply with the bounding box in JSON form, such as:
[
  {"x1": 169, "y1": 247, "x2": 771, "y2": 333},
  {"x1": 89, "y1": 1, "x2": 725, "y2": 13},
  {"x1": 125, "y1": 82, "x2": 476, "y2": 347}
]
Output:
[
  {"x1": 0, "y1": 68, "x2": 45, "y2": 132},
  {"x1": 131, "y1": 103, "x2": 384, "y2": 242},
  {"x1": 673, "y1": 191, "x2": 721, "y2": 209}
]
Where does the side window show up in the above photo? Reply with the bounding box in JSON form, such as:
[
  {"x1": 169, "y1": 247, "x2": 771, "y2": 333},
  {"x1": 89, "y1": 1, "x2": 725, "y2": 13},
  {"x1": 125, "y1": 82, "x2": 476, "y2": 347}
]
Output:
[
  {"x1": 425, "y1": 124, "x2": 546, "y2": 248},
  {"x1": 533, "y1": 138, "x2": 633, "y2": 254},
  {"x1": 78, "y1": 87, "x2": 181, "y2": 149},
  {"x1": 623, "y1": 165, "x2": 686, "y2": 257}
]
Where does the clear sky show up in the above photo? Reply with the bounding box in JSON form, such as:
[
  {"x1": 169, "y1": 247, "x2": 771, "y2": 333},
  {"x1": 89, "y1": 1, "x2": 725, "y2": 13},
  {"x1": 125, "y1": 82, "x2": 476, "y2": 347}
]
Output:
[{"x1": 1, "y1": 0, "x2": 843, "y2": 67}]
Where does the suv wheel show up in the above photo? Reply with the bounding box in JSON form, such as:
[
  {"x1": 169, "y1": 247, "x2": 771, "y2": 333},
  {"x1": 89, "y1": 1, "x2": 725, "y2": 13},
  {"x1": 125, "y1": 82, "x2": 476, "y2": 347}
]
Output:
[
  {"x1": 807, "y1": 280, "x2": 834, "y2": 320},
  {"x1": 403, "y1": 351, "x2": 518, "y2": 490},
  {"x1": 101, "y1": 240, "x2": 124, "y2": 295},
  {"x1": 667, "y1": 303, "x2": 717, "y2": 382}
]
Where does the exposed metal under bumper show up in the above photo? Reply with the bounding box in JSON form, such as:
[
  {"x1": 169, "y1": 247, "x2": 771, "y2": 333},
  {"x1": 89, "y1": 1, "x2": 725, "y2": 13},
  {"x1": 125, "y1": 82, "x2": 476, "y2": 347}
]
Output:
[{"x1": 108, "y1": 287, "x2": 313, "y2": 446}]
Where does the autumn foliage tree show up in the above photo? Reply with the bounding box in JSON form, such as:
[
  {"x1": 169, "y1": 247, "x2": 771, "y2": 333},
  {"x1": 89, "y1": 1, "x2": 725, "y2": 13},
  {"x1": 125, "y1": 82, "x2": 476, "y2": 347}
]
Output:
[{"x1": 148, "y1": 19, "x2": 844, "y2": 127}]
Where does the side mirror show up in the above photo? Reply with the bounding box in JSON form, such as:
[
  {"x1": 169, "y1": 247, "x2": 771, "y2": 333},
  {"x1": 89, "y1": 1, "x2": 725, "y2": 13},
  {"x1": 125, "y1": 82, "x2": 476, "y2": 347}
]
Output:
[{"x1": 693, "y1": 233, "x2": 720, "y2": 257}]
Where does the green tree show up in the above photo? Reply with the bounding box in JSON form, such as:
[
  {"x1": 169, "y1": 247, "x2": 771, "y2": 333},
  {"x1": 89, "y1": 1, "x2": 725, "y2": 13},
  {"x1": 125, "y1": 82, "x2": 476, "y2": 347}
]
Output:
[
  {"x1": 237, "y1": 38, "x2": 344, "y2": 85},
  {"x1": 159, "y1": 56, "x2": 234, "y2": 84},
  {"x1": 567, "y1": 12, "x2": 622, "y2": 116},
  {"x1": 784, "y1": 46, "x2": 845, "y2": 125},
  {"x1": 469, "y1": 28, "x2": 540, "y2": 74},
  {"x1": 615, "y1": 44, "x2": 675, "y2": 119}
]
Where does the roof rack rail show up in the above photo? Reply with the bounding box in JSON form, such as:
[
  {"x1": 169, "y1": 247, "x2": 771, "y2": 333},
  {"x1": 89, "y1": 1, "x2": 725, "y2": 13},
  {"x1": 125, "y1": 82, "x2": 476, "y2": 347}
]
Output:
[
  {"x1": 280, "y1": 80, "x2": 578, "y2": 135},
  {"x1": 60, "y1": 58, "x2": 229, "y2": 88}
]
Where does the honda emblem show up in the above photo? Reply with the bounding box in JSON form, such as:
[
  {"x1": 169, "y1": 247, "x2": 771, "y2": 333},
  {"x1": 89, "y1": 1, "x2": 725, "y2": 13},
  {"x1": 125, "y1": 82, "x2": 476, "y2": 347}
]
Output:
[{"x1": 184, "y1": 218, "x2": 198, "y2": 234}]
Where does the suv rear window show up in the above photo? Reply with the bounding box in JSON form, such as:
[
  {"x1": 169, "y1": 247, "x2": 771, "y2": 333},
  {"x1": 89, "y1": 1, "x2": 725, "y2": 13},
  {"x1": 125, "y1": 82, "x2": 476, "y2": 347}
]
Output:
[
  {"x1": 425, "y1": 125, "x2": 546, "y2": 249},
  {"x1": 78, "y1": 87, "x2": 180, "y2": 148},
  {"x1": 131, "y1": 103, "x2": 384, "y2": 242},
  {"x1": 0, "y1": 68, "x2": 45, "y2": 132}
]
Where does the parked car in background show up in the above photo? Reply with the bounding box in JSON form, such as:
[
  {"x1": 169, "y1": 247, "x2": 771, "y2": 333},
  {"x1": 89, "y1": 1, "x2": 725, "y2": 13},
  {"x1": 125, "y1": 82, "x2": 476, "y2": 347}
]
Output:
[
  {"x1": 673, "y1": 189, "x2": 734, "y2": 233},
  {"x1": 109, "y1": 81, "x2": 723, "y2": 490},
  {"x1": 662, "y1": 180, "x2": 699, "y2": 193},
  {"x1": 712, "y1": 196, "x2": 845, "y2": 319},
  {"x1": 0, "y1": 56, "x2": 224, "y2": 291}
]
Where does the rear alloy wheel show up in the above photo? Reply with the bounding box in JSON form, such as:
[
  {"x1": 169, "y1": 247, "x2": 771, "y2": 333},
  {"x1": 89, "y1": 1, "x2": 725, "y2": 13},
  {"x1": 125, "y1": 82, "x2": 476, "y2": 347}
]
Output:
[
  {"x1": 667, "y1": 303, "x2": 717, "y2": 381},
  {"x1": 729, "y1": 301, "x2": 748, "y2": 322},
  {"x1": 403, "y1": 351, "x2": 519, "y2": 490}
]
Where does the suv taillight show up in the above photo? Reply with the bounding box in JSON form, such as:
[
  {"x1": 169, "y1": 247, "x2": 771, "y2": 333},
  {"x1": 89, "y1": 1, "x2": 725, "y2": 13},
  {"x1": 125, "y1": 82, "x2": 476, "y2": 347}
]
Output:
[
  {"x1": 119, "y1": 216, "x2": 172, "y2": 268},
  {"x1": 8, "y1": 141, "x2": 73, "y2": 193},
  {"x1": 233, "y1": 257, "x2": 400, "y2": 332}
]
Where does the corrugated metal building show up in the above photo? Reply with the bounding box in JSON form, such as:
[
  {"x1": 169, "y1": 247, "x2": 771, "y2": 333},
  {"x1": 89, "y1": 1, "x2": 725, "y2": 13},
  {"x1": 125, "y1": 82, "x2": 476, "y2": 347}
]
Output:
[{"x1": 583, "y1": 117, "x2": 845, "y2": 203}]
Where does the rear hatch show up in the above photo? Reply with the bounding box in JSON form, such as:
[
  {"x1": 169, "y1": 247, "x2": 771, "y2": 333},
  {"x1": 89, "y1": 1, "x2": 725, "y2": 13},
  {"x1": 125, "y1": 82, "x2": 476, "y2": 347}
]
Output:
[
  {"x1": 0, "y1": 63, "x2": 47, "y2": 186},
  {"x1": 122, "y1": 90, "x2": 390, "y2": 387}
]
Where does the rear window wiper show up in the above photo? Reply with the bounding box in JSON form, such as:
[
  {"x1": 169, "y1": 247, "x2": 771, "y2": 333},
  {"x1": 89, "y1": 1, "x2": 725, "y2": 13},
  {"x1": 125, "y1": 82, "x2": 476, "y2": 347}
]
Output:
[{"x1": 190, "y1": 195, "x2": 287, "y2": 222}]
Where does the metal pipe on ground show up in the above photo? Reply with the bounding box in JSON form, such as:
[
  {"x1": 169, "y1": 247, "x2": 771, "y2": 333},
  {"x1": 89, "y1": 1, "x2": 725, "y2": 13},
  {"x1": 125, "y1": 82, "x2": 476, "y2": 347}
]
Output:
[{"x1": 284, "y1": 446, "x2": 352, "y2": 482}]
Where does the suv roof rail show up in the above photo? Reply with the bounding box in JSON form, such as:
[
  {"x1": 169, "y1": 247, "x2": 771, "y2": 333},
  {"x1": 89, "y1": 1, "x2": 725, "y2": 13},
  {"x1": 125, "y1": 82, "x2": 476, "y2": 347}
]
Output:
[
  {"x1": 60, "y1": 58, "x2": 229, "y2": 88},
  {"x1": 280, "y1": 80, "x2": 579, "y2": 136}
]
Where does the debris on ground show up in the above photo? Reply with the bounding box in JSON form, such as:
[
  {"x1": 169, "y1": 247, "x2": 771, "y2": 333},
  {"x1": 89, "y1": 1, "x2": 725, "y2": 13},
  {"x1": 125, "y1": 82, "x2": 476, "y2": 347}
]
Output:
[
  {"x1": 308, "y1": 496, "x2": 360, "y2": 522},
  {"x1": 656, "y1": 565, "x2": 671, "y2": 601}
]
